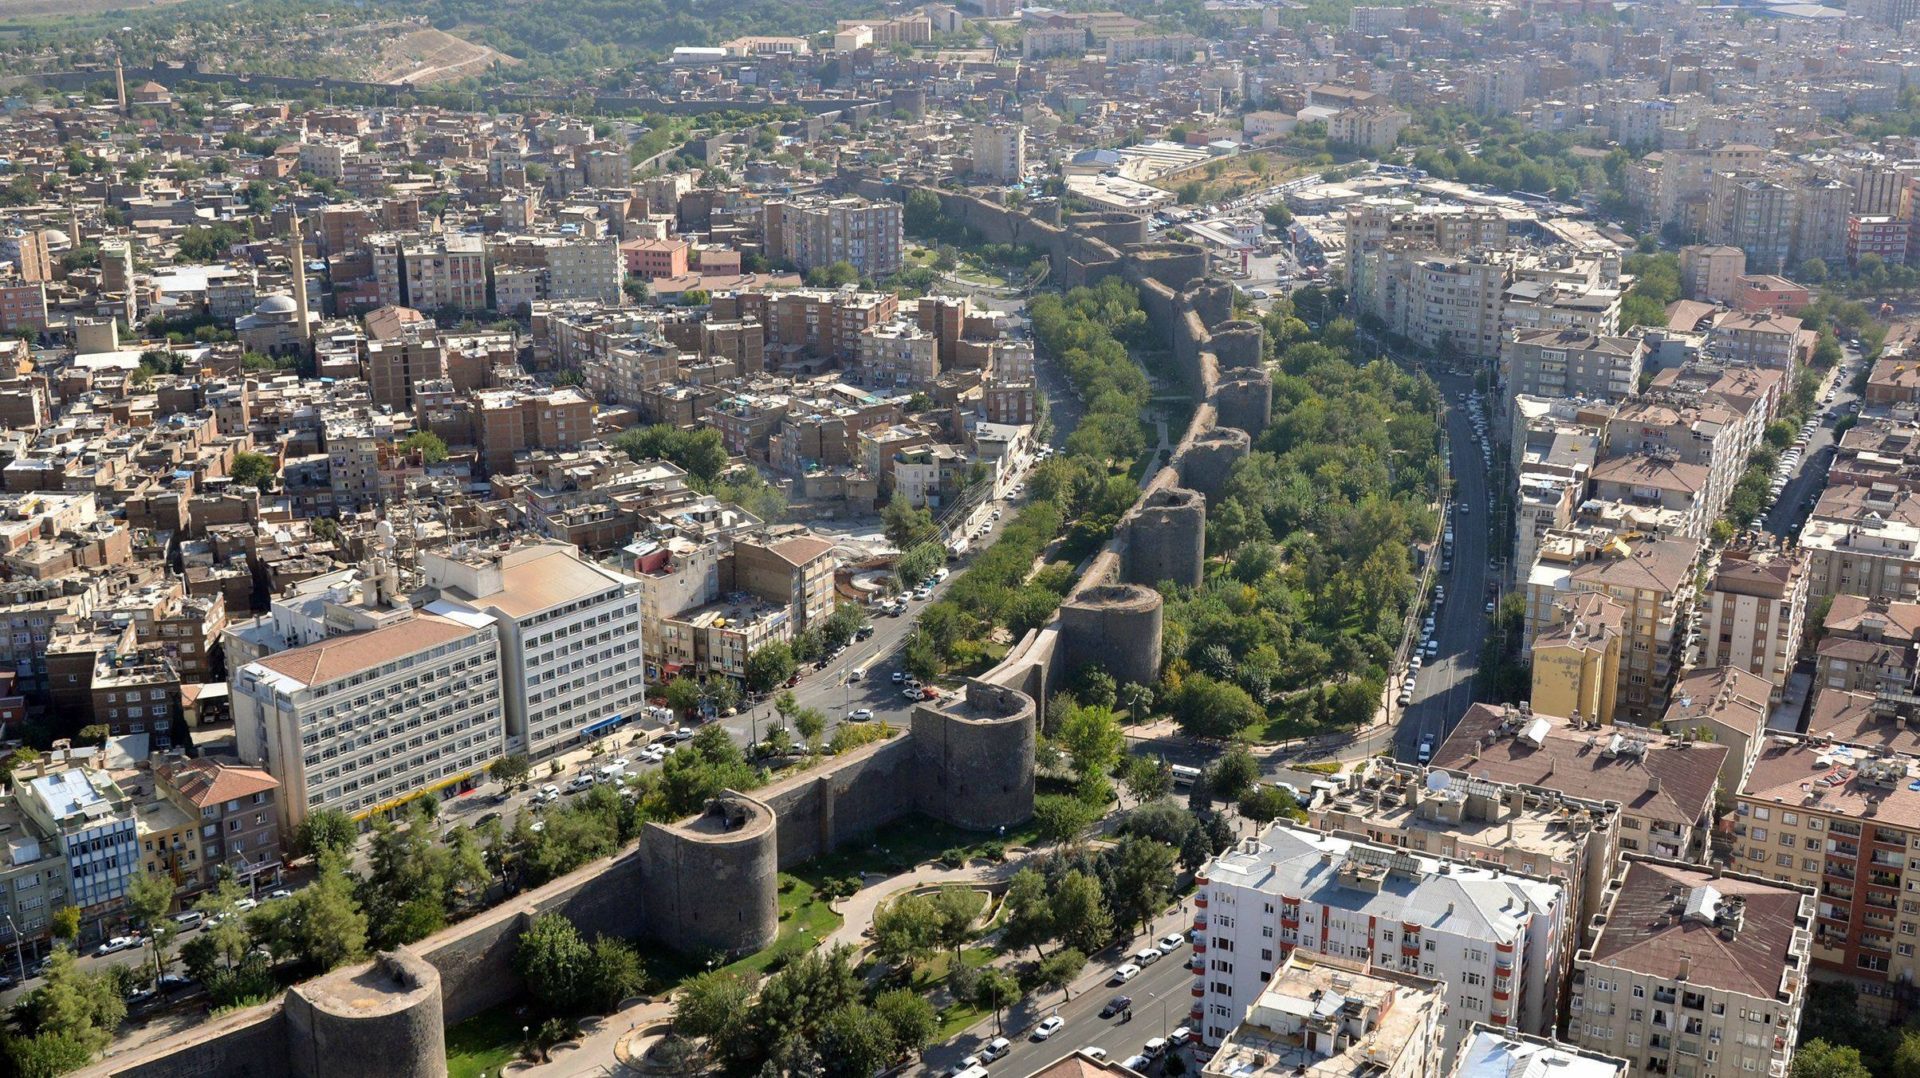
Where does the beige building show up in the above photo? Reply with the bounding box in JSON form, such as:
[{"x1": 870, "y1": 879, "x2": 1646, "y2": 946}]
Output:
[
  {"x1": 1799, "y1": 514, "x2": 1920, "y2": 601},
  {"x1": 1432, "y1": 703, "x2": 1726, "y2": 863},
  {"x1": 1698, "y1": 540, "x2": 1810, "y2": 701},
  {"x1": 731, "y1": 532, "x2": 837, "y2": 634},
  {"x1": 1525, "y1": 534, "x2": 1702, "y2": 723},
  {"x1": 1661, "y1": 665, "x2": 1771, "y2": 794},
  {"x1": 1566, "y1": 858, "x2": 1811, "y2": 1078},
  {"x1": 1202, "y1": 952, "x2": 1446, "y2": 1078},
  {"x1": 1678, "y1": 245, "x2": 1747, "y2": 303},
  {"x1": 1814, "y1": 594, "x2": 1920, "y2": 696},
  {"x1": 1531, "y1": 591, "x2": 1625, "y2": 725}
]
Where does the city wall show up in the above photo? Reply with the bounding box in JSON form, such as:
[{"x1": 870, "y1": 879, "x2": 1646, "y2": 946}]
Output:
[{"x1": 85, "y1": 176, "x2": 1258, "y2": 1078}]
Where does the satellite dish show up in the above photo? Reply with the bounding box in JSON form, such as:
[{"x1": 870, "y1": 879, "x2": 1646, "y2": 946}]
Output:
[{"x1": 1425, "y1": 771, "x2": 1449, "y2": 792}]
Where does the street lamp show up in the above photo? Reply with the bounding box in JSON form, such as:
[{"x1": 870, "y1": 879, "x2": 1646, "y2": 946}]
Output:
[{"x1": 3, "y1": 914, "x2": 23, "y2": 983}]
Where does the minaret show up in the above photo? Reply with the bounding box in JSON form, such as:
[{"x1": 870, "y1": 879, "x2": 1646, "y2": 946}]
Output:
[
  {"x1": 288, "y1": 216, "x2": 312, "y2": 351},
  {"x1": 114, "y1": 58, "x2": 127, "y2": 115}
]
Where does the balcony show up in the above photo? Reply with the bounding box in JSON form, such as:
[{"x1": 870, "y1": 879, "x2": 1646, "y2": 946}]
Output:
[
  {"x1": 1825, "y1": 863, "x2": 1858, "y2": 882},
  {"x1": 1829, "y1": 840, "x2": 1862, "y2": 858},
  {"x1": 1871, "y1": 870, "x2": 1902, "y2": 888},
  {"x1": 1654, "y1": 988, "x2": 1678, "y2": 1005}
]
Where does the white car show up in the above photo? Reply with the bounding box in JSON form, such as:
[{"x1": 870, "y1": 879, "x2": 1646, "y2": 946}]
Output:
[
  {"x1": 1131, "y1": 947, "x2": 1161, "y2": 966},
  {"x1": 233, "y1": 898, "x2": 259, "y2": 913},
  {"x1": 536, "y1": 784, "x2": 561, "y2": 803},
  {"x1": 94, "y1": 936, "x2": 138, "y2": 956},
  {"x1": 1110, "y1": 963, "x2": 1143, "y2": 984},
  {"x1": 1034, "y1": 1016, "x2": 1065, "y2": 1040},
  {"x1": 980, "y1": 1036, "x2": 1011, "y2": 1061},
  {"x1": 1081, "y1": 1047, "x2": 1109, "y2": 1060},
  {"x1": 1159, "y1": 933, "x2": 1185, "y2": 951},
  {"x1": 847, "y1": 708, "x2": 874, "y2": 722}
]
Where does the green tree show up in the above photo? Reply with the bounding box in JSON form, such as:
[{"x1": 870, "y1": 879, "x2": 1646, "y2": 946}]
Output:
[
  {"x1": 663, "y1": 675, "x2": 702, "y2": 718},
  {"x1": 1050, "y1": 869, "x2": 1111, "y2": 954},
  {"x1": 1892, "y1": 1030, "x2": 1920, "y2": 1078},
  {"x1": 400, "y1": 431, "x2": 449, "y2": 463},
  {"x1": 1212, "y1": 745, "x2": 1261, "y2": 800},
  {"x1": 489, "y1": 753, "x2": 532, "y2": 788},
  {"x1": 229, "y1": 451, "x2": 277, "y2": 491},
  {"x1": 1169, "y1": 674, "x2": 1264, "y2": 738},
  {"x1": 804, "y1": 260, "x2": 860, "y2": 288},
  {"x1": 515, "y1": 913, "x2": 591, "y2": 1012},
  {"x1": 929, "y1": 886, "x2": 986, "y2": 960},
  {"x1": 49, "y1": 907, "x2": 79, "y2": 945},
  {"x1": 1035, "y1": 947, "x2": 1086, "y2": 1001},
  {"x1": 1240, "y1": 784, "x2": 1301, "y2": 824},
  {"x1": 255, "y1": 851, "x2": 367, "y2": 972},
  {"x1": 745, "y1": 641, "x2": 797, "y2": 694},
  {"x1": 816, "y1": 1005, "x2": 896, "y2": 1078},
  {"x1": 1032, "y1": 793, "x2": 1099, "y2": 846},
  {"x1": 295, "y1": 808, "x2": 356, "y2": 858},
  {"x1": 873, "y1": 988, "x2": 936, "y2": 1060},
  {"x1": 1109, "y1": 835, "x2": 1177, "y2": 937},
  {"x1": 1001, "y1": 868, "x2": 1054, "y2": 959},
  {"x1": 674, "y1": 969, "x2": 754, "y2": 1042},
  {"x1": 1122, "y1": 756, "x2": 1173, "y2": 802},
  {"x1": 10, "y1": 948, "x2": 125, "y2": 1065},
  {"x1": 1057, "y1": 703, "x2": 1124, "y2": 781},
  {"x1": 972, "y1": 967, "x2": 1022, "y2": 1035},
  {"x1": 872, "y1": 894, "x2": 939, "y2": 974},
  {"x1": 883, "y1": 499, "x2": 939, "y2": 549},
  {"x1": 1793, "y1": 1040, "x2": 1872, "y2": 1078},
  {"x1": 794, "y1": 707, "x2": 827, "y2": 752},
  {"x1": 821, "y1": 603, "x2": 865, "y2": 650},
  {"x1": 125, "y1": 873, "x2": 176, "y2": 985}
]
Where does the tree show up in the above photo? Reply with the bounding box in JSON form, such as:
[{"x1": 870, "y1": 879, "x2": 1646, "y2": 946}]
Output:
[
  {"x1": 1057, "y1": 703, "x2": 1124, "y2": 781},
  {"x1": 663, "y1": 675, "x2": 702, "y2": 718},
  {"x1": 1793, "y1": 1040, "x2": 1872, "y2": 1078},
  {"x1": 489, "y1": 753, "x2": 532, "y2": 788},
  {"x1": 296, "y1": 808, "x2": 356, "y2": 859},
  {"x1": 873, "y1": 988, "x2": 936, "y2": 1060},
  {"x1": 1033, "y1": 793, "x2": 1100, "y2": 846},
  {"x1": 745, "y1": 642, "x2": 797, "y2": 694},
  {"x1": 902, "y1": 629, "x2": 941, "y2": 682},
  {"x1": 872, "y1": 894, "x2": 939, "y2": 974},
  {"x1": 821, "y1": 603, "x2": 865, "y2": 650},
  {"x1": 674, "y1": 969, "x2": 754, "y2": 1042},
  {"x1": 1050, "y1": 869, "x2": 1111, "y2": 954},
  {"x1": 1892, "y1": 1030, "x2": 1920, "y2": 1078},
  {"x1": 929, "y1": 886, "x2": 985, "y2": 960},
  {"x1": 794, "y1": 707, "x2": 827, "y2": 752},
  {"x1": 1239, "y1": 784, "x2": 1300, "y2": 824},
  {"x1": 1109, "y1": 835, "x2": 1177, "y2": 937},
  {"x1": 816, "y1": 1005, "x2": 895, "y2": 1078},
  {"x1": 1035, "y1": 947, "x2": 1086, "y2": 1001},
  {"x1": 1122, "y1": 755, "x2": 1173, "y2": 803},
  {"x1": 255, "y1": 851, "x2": 366, "y2": 972},
  {"x1": 972, "y1": 968, "x2": 1022, "y2": 1035},
  {"x1": 10, "y1": 947, "x2": 125, "y2": 1064},
  {"x1": 516, "y1": 913, "x2": 592, "y2": 1012},
  {"x1": 883, "y1": 499, "x2": 939, "y2": 550},
  {"x1": 229, "y1": 451, "x2": 277, "y2": 491},
  {"x1": 1168, "y1": 674, "x2": 1264, "y2": 738},
  {"x1": 125, "y1": 873, "x2": 176, "y2": 985},
  {"x1": 1001, "y1": 868, "x2": 1054, "y2": 959},
  {"x1": 804, "y1": 261, "x2": 860, "y2": 288},
  {"x1": 400, "y1": 431, "x2": 449, "y2": 463},
  {"x1": 49, "y1": 907, "x2": 79, "y2": 945},
  {"x1": 1212, "y1": 745, "x2": 1261, "y2": 801}
]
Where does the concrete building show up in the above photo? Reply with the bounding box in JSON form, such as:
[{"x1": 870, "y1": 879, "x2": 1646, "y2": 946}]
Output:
[
  {"x1": 1450, "y1": 1029, "x2": 1627, "y2": 1078},
  {"x1": 766, "y1": 197, "x2": 903, "y2": 277},
  {"x1": 1201, "y1": 952, "x2": 1447, "y2": 1078},
  {"x1": 1813, "y1": 594, "x2": 1920, "y2": 696},
  {"x1": 232, "y1": 611, "x2": 504, "y2": 836},
  {"x1": 1502, "y1": 329, "x2": 1644, "y2": 405},
  {"x1": 1523, "y1": 534, "x2": 1701, "y2": 722},
  {"x1": 1432, "y1": 703, "x2": 1726, "y2": 864},
  {"x1": 1661, "y1": 665, "x2": 1772, "y2": 795},
  {"x1": 1195, "y1": 824, "x2": 1571, "y2": 1065},
  {"x1": 1530, "y1": 591, "x2": 1626, "y2": 726},
  {"x1": 422, "y1": 542, "x2": 647, "y2": 759},
  {"x1": 970, "y1": 123, "x2": 1027, "y2": 183},
  {"x1": 154, "y1": 757, "x2": 281, "y2": 894},
  {"x1": 369, "y1": 233, "x2": 488, "y2": 313},
  {"x1": 14, "y1": 767, "x2": 138, "y2": 933},
  {"x1": 1799, "y1": 514, "x2": 1920, "y2": 601},
  {"x1": 1307, "y1": 758, "x2": 1621, "y2": 927},
  {"x1": 1566, "y1": 859, "x2": 1811, "y2": 1078},
  {"x1": 1697, "y1": 539, "x2": 1809, "y2": 702},
  {"x1": 1679, "y1": 245, "x2": 1747, "y2": 304},
  {"x1": 1734, "y1": 737, "x2": 1920, "y2": 1011}
]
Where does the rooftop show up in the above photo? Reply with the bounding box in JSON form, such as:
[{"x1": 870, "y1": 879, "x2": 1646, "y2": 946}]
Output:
[
  {"x1": 1453, "y1": 1029, "x2": 1627, "y2": 1078},
  {"x1": 1207, "y1": 952, "x2": 1444, "y2": 1078},
  {"x1": 1585, "y1": 859, "x2": 1809, "y2": 1001},
  {"x1": 246, "y1": 612, "x2": 483, "y2": 689}
]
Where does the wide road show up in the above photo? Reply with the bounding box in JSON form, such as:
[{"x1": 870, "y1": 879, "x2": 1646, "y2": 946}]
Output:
[
  {"x1": 1762, "y1": 347, "x2": 1863, "y2": 540},
  {"x1": 1394, "y1": 371, "x2": 1494, "y2": 763},
  {"x1": 915, "y1": 898, "x2": 1205, "y2": 1077}
]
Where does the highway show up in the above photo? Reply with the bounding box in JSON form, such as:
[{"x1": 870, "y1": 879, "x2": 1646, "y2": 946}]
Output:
[{"x1": 1394, "y1": 371, "x2": 1496, "y2": 763}]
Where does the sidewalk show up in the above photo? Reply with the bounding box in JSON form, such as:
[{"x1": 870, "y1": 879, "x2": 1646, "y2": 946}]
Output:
[{"x1": 825, "y1": 859, "x2": 1022, "y2": 951}]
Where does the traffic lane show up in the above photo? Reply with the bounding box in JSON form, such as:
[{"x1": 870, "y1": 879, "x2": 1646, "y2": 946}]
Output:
[
  {"x1": 1763, "y1": 372, "x2": 1860, "y2": 539},
  {"x1": 915, "y1": 942, "x2": 1198, "y2": 1077}
]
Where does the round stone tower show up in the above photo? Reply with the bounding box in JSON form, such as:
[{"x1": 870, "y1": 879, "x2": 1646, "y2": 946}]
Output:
[
  {"x1": 1058, "y1": 584, "x2": 1164, "y2": 688},
  {"x1": 1180, "y1": 427, "x2": 1251, "y2": 499},
  {"x1": 911, "y1": 682, "x2": 1036, "y2": 831},
  {"x1": 1214, "y1": 370, "x2": 1273, "y2": 438},
  {"x1": 1066, "y1": 211, "x2": 1150, "y2": 249},
  {"x1": 284, "y1": 949, "x2": 445, "y2": 1078},
  {"x1": 1210, "y1": 319, "x2": 1265, "y2": 369},
  {"x1": 1123, "y1": 486, "x2": 1207, "y2": 590},
  {"x1": 639, "y1": 795, "x2": 779, "y2": 957}
]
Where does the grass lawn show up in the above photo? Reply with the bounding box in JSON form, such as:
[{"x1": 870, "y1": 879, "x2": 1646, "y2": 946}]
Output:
[
  {"x1": 801, "y1": 812, "x2": 1041, "y2": 881},
  {"x1": 446, "y1": 1001, "x2": 532, "y2": 1078},
  {"x1": 651, "y1": 871, "x2": 845, "y2": 986},
  {"x1": 917, "y1": 948, "x2": 999, "y2": 1038}
]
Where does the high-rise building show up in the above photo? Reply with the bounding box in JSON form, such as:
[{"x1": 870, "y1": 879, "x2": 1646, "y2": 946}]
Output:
[
  {"x1": 422, "y1": 542, "x2": 647, "y2": 759},
  {"x1": 1565, "y1": 858, "x2": 1811, "y2": 1078},
  {"x1": 1502, "y1": 329, "x2": 1644, "y2": 404},
  {"x1": 970, "y1": 123, "x2": 1027, "y2": 183},
  {"x1": 1697, "y1": 538, "x2": 1809, "y2": 702},
  {"x1": 765, "y1": 197, "x2": 904, "y2": 277},
  {"x1": 1202, "y1": 952, "x2": 1448, "y2": 1078},
  {"x1": 232, "y1": 611, "x2": 505, "y2": 835},
  {"x1": 1195, "y1": 824, "x2": 1572, "y2": 1065}
]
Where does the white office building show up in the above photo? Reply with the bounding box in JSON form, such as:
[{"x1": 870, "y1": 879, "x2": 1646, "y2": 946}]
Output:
[
  {"x1": 423, "y1": 542, "x2": 648, "y2": 759},
  {"x1": 1196, "y1": 825, "x2": 1571, "y2": 1068}
]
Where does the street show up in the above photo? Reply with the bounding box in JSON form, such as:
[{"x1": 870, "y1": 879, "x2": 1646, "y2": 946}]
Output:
[
  {"x1": 1394, "y1": 371, "x2": 1494, "y2": 763},
  {"x1": 914, "y1": 898, "x2": 1204, "y2": 1077},
  {"x1": 1762, "y1": 348, "x2": 1863, "y2": 539}
]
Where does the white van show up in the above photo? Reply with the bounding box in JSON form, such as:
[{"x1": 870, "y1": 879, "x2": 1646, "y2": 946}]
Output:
[{"x1": 1170, "y1": 764, "x2": 1204, "y2": 788}]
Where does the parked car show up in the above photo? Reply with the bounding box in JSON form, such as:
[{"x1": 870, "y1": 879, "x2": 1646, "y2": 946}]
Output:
[
  {"x1": 170, "y1": 911, "x2": 205, "y2": 928},
  {"x1": 1100, "y1": 996, "x2": 1134, "y2": 1018},
  {"x1": 233, "y1": 898, "x2": 259, "y2": 913},
  {"x1": 1159, "y1": 933, "x2": 1185, "y2": 951},
  {"x1": 847, "y1": 708, "x2": 874, "y2": 722},
  {"x1": 266, "y1": 889, "x2": 293, "y2": 901},
  {"x1": 1131, "y1": 946, "x2": 1162, "y2": 966},
  {"x1": 1034, "y1": 1016, "x2": 1065, "y2": 1040},
  {"x1": 94, "y1": 936, "x2": 139, "y2": 957},
  {"x1": 564, "y1": 775, "x2": 597, "y2": 794},
  {"x1": 980, "y1": 1037, "x2": 1011, "y2": 1062},
  {"x1": 1110, "y1": 963, "x2": 1143, "y2": 984}
]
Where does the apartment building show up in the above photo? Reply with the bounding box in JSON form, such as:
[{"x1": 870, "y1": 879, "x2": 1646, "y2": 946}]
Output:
[
  {"x1": 422, "y1": 541, "x2": 647, "y2": 759},
  {"x1": 1587, "y1": 455, "x2": 1712, "y2": 540},
  {"x1": 766, "y1": 197, "x2": 903, "y2": 277},
  {"x1": 1530, "y1": 591, "x2": 1626, "y2": 725},
  {"x1": 732, "y1": 532, "x2": 837, "y2": 633},
  {"x1": 857, "y1": 320, "x2": 940, "y2": 388},
  {"x1": 1196, "y1": 824, "x2": 1571, "y2": 1064},
  {"x1": 1662, "y1": 665, "x2": 1771, "y2": 794},
  {"x1": 1523, "y1": 534, "x2": 1702, "y2": 722},
  {"x1": 1361, "y1": 246, "x2": 1510, "y2": 359},
  {"x1": 1698, "y1": 539, "x2": 1809, "y2": 701},
  {"x1": 719, "y1": 288, "x2": 899, "y2": 363},
  {"x1": 1707, "y1": 312, "x2": 1808, "y2": 372},
  {"x1": 0, "y1": 280, "x2": 48, "y2": 333},
  {"x1": 0, "y1": 793, "x2": 67, "y2": 955},
  {"x1": 1603, "y1": 401, "x2": 1750, "y2": 532},
  {"x1": 369, "y1": 233, "x2": 488, "y2": 313},
  {"x1": 970, "y1": 123, "x2": 1027, "y2": 182},
  {"x1": 1307, "y1": 758, "x2": 1621, "y2": 927},
  {"x1": 1679, "y1": 245, "x2": 1747, "y2": 304},
  {"x1": 154, "y1": 757, "x2": 280, "y2": 894},
  {"x1": 1566, "y1": 859, "x2": 1811, "y2": 1078},
  {"x1": 1432, "y1": 703, "x2": 1726, "y2": 863},
  {"x1": 1799, "y1": 514, "x2": 1920, "y2": 600},
  {"x1": 1502, "y1": 329, "x2": 1643, "y2": 405},
  {"x1": 1202, "y1": 952, "x2": 1446, "y2": 1078},
  {"x1": 1850, "y1": 216, "x2": 1911, "y2": 267},
  {"x1": 1814, "y1": 595, "x2": 1920, "y2": 695},
  {"x1": 1735, "y1": 737, "x2": 1920, "y2": 1012},
  {"x1": 1706, "y1": 175, "x2": 1797, "y2": 273},
  {"x1": 14, "y1": 767, "x2": 138, "y2": 934},
  {"x1": 233, "y1": 611, "x2": 505, "y2": 835},
  {"x1": 1451, "y1": 1030, "x2": 1628, "y2": 1078}
]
